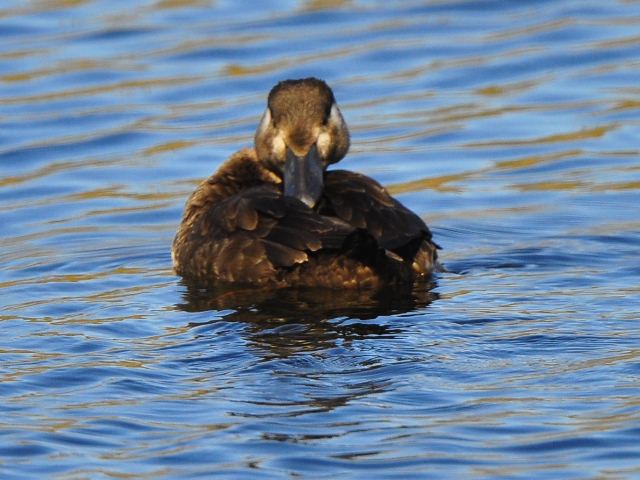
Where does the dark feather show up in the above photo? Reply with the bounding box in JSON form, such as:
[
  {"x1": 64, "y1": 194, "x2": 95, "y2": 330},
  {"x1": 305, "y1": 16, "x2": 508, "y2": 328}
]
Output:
[
  {"x1": 322, "y1": 170, "x2": 431, "y2": 257},
  {"x1": 263, "y1": 240, "x2": 308, "y2": 267}
]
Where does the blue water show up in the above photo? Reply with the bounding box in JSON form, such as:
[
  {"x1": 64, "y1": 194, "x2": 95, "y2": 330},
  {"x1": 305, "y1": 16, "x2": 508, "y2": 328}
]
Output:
[{"x1": 1, "y1": 1, "x2": 639, "y2": 478}]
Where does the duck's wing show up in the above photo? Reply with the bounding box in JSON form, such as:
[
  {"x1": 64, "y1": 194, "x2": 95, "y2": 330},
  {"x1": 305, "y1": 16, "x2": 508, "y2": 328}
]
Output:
[
  {"x1": 175, "y1": 184, "x2": 354, "y2": 286},
  {"x1": 322, "y1": 170, "x2": 434, "y2": 260}
]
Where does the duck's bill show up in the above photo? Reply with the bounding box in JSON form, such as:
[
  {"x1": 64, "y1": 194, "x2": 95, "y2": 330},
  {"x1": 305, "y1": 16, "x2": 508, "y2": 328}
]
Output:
[{"x1": 284, "y1": 144, "x2": 324, "y2": 208}]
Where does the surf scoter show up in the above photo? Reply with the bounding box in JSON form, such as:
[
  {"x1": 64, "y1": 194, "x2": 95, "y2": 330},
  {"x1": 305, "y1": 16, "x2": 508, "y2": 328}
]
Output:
[{"x1": 172, "y1": 78, "x2": 438, "y2": 289}]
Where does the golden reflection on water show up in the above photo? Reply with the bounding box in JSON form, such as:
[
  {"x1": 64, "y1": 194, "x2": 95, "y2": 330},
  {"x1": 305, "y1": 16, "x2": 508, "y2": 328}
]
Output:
[
  {"x1": 387, "y1": 150, "x2": 584, "y2": 195},
  {"x1": 1, "y1": 59, "x2": 102, "y2": 83},
  {"x1": 5, "y1": 76, "x2": 204, "y2": 104},
  {"x1": 155, "y1": 0, "x2": 210, "y2": 8},
  {"x1": 468, "y1": 125, "x2": 615, "y2": 148}
]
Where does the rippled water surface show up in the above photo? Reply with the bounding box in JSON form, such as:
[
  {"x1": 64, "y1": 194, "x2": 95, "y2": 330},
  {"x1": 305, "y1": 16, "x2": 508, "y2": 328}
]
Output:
[{"x1": 2, "y1": 1, "x2": 640, "y2": 478}]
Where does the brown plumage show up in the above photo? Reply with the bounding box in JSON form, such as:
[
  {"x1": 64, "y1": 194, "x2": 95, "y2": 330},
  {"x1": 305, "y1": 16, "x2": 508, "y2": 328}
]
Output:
[{"x1": 172, "y1": 78, "x2": 439, "y2": 290}]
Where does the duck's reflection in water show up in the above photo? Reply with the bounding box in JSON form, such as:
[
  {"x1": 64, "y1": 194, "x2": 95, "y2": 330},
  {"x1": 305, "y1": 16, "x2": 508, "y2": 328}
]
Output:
[{"x1": 177, "y1": 282, "x2": 438, "y2": 358}]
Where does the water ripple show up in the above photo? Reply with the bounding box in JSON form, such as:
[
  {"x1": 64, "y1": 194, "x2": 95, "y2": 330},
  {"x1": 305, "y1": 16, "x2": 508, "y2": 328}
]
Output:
[{"x1": 1, "y1": 0, "x2": 639, "y2": 478}]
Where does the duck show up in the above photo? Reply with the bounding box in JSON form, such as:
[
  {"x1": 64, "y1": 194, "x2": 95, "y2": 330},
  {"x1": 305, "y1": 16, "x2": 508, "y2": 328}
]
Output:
[{"x1": 172, "y1": 77, "x2": 439, "y2": 290}]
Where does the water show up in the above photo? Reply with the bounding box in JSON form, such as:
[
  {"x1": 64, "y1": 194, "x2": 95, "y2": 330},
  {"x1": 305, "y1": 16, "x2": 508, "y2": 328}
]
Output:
[{"x1": 1, "y1": 0, "x2": 639, "y2": 478}]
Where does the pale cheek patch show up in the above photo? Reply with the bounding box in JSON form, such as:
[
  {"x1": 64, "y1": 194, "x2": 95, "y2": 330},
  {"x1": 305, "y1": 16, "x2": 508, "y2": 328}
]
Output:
[
  {"x1": 317, "y1": 131, "x2": 331, "y2": 158},
  {"x1": 317, "y1": 104, "x2": 345, "y2": 159},
  {"x1": 318, "y1": 104, "x2": 347, "y2": 161},
  {"x1": 272, "y1": 133, "x2": 286, "y2": 160}
]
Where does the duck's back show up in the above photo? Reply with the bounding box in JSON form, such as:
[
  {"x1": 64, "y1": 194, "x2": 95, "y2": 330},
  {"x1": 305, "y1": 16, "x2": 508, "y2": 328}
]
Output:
[
  {"x1": 172, "y1": 166, "x2": 437, "y2": 289},
  {"x1": 323, "y1": 170, "x2": 434, "y2": 254},
  {"x1": 173, "y1": 182, "x2": 349, "y2": 287}
]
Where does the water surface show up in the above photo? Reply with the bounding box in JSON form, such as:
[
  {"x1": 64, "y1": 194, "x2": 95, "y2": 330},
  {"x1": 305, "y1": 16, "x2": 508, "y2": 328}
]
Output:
[{"x1": 1, "y1": 1, "x2": 639, "y2": 478}]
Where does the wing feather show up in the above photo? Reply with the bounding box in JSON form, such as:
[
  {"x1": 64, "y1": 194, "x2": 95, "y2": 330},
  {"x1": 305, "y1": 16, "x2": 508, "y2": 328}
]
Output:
[
  {"x1": 176, "y1": 184, "x2": 355, "y2": 285},
  {"x1": 323, "y1": 170, "x2": 432, "y2": 257}
]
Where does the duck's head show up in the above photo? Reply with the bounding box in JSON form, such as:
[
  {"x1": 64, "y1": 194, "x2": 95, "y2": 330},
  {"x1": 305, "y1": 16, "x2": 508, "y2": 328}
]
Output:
[{"x1": 255, "y1": 77, "x2": 350, "y2": 208}]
